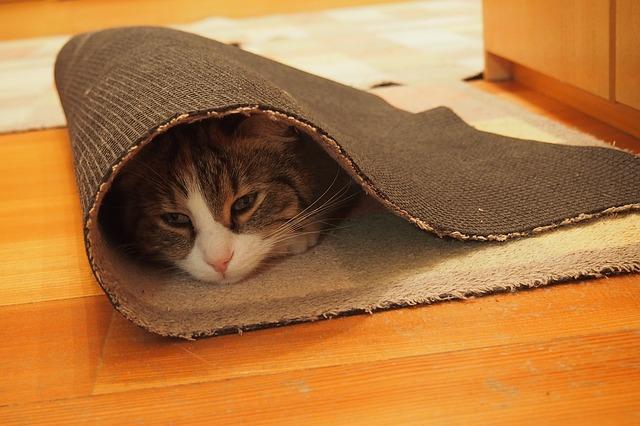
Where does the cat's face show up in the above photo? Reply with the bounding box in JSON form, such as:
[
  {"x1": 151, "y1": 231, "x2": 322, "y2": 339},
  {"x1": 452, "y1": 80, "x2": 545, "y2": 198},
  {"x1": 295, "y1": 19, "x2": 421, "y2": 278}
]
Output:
[{"x1": 112, "y1": 114, "x2": 333, "y2": 283}]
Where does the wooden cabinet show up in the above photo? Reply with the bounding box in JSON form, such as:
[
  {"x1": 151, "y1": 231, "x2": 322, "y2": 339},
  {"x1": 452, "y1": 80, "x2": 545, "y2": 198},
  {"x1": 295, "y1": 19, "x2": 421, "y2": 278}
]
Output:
[
  {"x1": 483, "y1": 0, "x2": 640, "y2": 137},
  {"x1": 616, "y1": 0, "x2": 640, "y2": 110},
  {"x1": 484, "y1": 0, "x2": 611, "y2": 99}
]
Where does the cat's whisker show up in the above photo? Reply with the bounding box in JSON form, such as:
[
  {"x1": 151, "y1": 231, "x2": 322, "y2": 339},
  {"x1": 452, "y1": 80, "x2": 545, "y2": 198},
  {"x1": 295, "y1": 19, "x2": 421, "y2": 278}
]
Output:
[
  {"x1": 271, "y1": 186, "x2": 359, "y2": 236},
  {"x1": 264, "y1": 166, "x2": 343, "y2": 239},
  {"x1": 270, "y1": 165, "x2": 352, "y2": 234},
  {"x1": 268, "y1": 181, "x2": 355, "y2": 234},
  {"x1": 132, "y1": 160, "x2": 171, "y2": 184},
  {"x1": 266, "y1": 226, "x2": 354, "y2": 258},
  {"x1": 268, "y1": 220, "x2": 355, "y2": 245},
  {"x1": 296, "y1": 219, "x2": 355, "y2": 232},
  {"x1": 268, "y1": 229, "x2": 327, "y2": 246},
  {"x1": 122, "y1": 168, "x2": 169, "y2": 191}
]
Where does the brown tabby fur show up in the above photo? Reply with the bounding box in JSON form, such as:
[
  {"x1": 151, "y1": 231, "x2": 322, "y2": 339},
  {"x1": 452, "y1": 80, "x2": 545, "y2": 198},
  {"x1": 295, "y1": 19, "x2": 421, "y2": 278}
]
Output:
[{"x1": 100, "y1": 113, "x2": 358, "y2": 278}]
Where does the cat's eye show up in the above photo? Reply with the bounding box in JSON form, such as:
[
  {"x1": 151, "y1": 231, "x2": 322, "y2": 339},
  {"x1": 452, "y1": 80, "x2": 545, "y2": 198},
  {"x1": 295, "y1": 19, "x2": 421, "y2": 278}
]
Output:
[
  {"x1": 160, "y1": 212, "x2": 192, "y2": 227},
  {"x1": 232, "y1": 192, "x2": 258, "y2": 214}
]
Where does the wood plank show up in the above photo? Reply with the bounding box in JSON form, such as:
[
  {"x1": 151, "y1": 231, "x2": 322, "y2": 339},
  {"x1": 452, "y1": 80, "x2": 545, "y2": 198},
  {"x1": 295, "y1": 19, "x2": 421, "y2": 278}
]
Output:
[
  {"x1": 473, "y1": 68, "x2": 640, "y2": 146},
  {"x1": 615, "y1": 0, "x2": 640, "y2": 110},
  {"x1": 0, "y1": 129, "x2": 101, "y2": 306},
  {"x1": 0, "y1": 297, "x2": 112, "y2": 406},
  {"x1": 511, "y1": 62, "x2": 640, "y2": 140},
  {"x1": 483, "y1": 0, "x2": 611, "y2": 99},
  {"x1": 2, "y1": 329, "x2": 639, "y2": 424},
  {"x1": 0, "y1": 0, "x2": 408, "y2": 41},
  {"x1": 1, "y1": 274, "x2": 638, "y2": 406},
  {"x1": 91, "y1": 275, "x2": 640, "y2": 395}
]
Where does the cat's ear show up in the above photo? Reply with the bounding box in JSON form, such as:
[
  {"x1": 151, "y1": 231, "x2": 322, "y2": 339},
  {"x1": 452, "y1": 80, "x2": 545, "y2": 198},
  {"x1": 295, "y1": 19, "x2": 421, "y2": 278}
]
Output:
[
  {"x1": 235, "y1": 114, "x2": 297, "y2": 142},
  {"x1": 205, "y1": 118, "x2": 233, "y2": 146}
]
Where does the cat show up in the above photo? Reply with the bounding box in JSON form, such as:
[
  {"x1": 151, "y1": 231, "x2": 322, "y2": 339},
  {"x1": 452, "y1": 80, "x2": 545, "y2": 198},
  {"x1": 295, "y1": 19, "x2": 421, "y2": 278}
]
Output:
[{"x1": 100, "y1": 113, "x2": 359, "y2": 284}]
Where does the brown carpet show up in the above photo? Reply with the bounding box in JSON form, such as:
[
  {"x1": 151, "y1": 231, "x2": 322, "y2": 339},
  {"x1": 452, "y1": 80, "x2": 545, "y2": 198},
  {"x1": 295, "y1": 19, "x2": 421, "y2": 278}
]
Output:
[{"x1": 54, "y1": 27, "x2": 640, "y2": 338}]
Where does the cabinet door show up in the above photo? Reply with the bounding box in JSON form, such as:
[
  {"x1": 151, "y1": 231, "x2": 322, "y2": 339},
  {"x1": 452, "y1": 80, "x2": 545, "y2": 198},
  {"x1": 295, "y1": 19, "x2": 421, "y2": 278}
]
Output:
[
  {"x1": 484, "y1": 0, "x2": 611, "y2": 99},
  {"x1": 616, "y1": 0, "x2": 640, "y2": 110}
]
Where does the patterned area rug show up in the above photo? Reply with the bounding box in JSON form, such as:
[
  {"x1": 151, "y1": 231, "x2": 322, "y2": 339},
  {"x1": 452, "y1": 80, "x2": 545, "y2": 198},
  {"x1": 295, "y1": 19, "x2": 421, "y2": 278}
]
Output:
[{"x1": 0, "y1": 0, "x2": 483, "y2": 133}]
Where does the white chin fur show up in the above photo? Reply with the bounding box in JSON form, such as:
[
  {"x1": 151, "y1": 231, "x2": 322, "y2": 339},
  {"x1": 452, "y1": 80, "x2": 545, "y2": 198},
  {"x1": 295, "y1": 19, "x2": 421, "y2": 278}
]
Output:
[
  {"x1": 176, "y1": 187, "x2": 272, "y2": 283},
  {"x1": 177, "y1": 233, "x2": 271, "y2": 284}
]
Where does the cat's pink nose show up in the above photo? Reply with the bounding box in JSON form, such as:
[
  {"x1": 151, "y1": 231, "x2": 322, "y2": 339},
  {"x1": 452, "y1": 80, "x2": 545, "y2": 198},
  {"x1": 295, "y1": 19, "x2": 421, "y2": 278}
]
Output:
[{"x1": 207, "y1": 251, "x2": 234, "y2": 274}]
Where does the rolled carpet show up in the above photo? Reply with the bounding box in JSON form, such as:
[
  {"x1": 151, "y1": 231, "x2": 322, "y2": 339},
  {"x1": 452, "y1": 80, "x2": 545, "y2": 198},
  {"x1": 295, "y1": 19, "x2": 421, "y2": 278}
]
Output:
[{"x1": 54, "y1": 27, "x2": 640, "y2": 338}]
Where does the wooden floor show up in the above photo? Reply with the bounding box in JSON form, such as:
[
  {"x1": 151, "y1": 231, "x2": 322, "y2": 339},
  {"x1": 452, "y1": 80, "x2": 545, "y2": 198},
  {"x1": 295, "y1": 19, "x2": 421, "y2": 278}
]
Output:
[
  {"x1": 0, "y1": 0, "x2": 410, "y2": 40},
  {"x1": 1, "y1": 1, "x2": 640, "y2": 424}
]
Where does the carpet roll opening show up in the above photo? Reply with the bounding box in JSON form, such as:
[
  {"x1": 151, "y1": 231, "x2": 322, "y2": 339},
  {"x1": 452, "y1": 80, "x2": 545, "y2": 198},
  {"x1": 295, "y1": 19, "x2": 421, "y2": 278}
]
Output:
[
  {"x1": 54, "y1": 26, "x2": 640, "y2": 339},
  {"x1": 92, "y1": 109, "x2": 365, "y2": 338}
]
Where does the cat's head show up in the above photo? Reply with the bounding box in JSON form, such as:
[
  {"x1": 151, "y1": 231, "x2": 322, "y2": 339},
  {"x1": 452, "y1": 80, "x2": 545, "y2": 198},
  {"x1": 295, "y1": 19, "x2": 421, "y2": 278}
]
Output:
[{"x1": 109, "y1": 114, "x2": 335, "y2": 283}]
